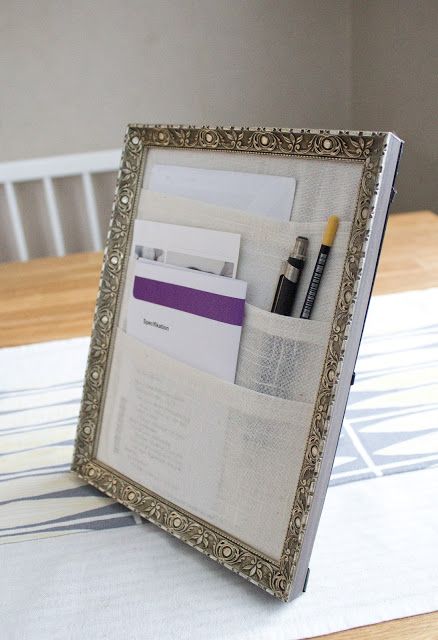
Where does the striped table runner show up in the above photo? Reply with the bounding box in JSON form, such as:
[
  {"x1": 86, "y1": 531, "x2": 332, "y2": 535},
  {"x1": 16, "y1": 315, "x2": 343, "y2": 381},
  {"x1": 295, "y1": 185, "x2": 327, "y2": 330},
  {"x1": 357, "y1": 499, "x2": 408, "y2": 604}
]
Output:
[{"x1": 1, "y1": 288, "x2": 437, "y2": 544}]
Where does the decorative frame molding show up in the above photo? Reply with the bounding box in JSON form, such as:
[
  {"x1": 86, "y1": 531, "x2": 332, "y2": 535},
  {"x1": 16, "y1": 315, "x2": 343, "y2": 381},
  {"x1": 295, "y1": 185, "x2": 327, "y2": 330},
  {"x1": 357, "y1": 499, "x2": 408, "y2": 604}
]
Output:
[{"x1": 72, "y1": 125, "x2": 387, "y2": 601}]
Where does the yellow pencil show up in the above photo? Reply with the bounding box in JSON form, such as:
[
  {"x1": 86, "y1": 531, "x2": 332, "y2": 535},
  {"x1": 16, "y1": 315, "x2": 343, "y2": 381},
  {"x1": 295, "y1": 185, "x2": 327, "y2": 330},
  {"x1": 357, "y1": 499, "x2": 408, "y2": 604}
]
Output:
[{"x1": 300, "y1": 215, "x2": 339, "y2": 319}]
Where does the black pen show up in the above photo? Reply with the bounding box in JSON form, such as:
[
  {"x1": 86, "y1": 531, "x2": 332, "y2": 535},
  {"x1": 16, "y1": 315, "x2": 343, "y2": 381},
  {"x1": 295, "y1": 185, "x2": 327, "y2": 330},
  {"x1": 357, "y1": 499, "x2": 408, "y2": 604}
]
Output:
[
  {"x1": 271, "y1": 236, "x2": 308, "y2": 316},
  {"x1": 300, "y1": 215, "x2": 339, "y2": 319}
]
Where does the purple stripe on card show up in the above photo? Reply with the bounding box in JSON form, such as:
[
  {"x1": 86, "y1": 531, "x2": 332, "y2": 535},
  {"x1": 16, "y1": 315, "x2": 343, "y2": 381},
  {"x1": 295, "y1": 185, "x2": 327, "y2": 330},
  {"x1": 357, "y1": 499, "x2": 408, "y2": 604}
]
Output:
[{"x1": 133, "y1": 276, "x2": 245, "y2": 326}]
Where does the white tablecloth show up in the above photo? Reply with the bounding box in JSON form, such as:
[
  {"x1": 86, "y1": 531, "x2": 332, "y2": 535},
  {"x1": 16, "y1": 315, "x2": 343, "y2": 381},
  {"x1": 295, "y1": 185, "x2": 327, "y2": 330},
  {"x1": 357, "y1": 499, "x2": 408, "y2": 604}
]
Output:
[
  {"x1": 1, "y1": 289, "x2": 437, "y2": 639},
  {"x1": 1, "y1": 468, "x2": 437, "y2": 639}
]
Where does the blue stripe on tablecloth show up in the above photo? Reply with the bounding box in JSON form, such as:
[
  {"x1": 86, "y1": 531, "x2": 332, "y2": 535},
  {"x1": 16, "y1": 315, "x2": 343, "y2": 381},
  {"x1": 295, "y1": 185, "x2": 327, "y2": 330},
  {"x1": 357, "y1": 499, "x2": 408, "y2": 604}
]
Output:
[
  {"x1": 0, "y1": 398, "x2": 81, "y2": 417},
  {"x1": 0, "y1": 380, "x2": 83, "y2": 399}
]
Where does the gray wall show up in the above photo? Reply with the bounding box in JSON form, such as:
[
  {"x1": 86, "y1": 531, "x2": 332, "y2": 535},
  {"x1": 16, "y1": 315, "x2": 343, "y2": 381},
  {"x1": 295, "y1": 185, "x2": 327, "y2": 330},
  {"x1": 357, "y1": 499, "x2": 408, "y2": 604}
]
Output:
[
  {"x1": 0, "y1": 0, "x2": 352, "y2": 158},
  {"x1": 1, "y1": 0, "x2": 436, "y2": 248},
  {"x1": 352, "y1": 0, "x2": 438, "y2": 212}
]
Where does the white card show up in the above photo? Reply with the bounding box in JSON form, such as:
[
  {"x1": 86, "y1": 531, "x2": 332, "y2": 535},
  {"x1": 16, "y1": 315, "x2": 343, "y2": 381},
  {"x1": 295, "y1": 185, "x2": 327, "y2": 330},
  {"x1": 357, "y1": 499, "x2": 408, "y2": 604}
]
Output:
[
  {"x1": 127, "y1": 261, "x2": 247, "y2": 382},
  {"x1": 132, "y1": 219, "x2": 241, "y2": 278},
  {"x1": 147, "y1": 164, "x2": 296, "y2": 221}
]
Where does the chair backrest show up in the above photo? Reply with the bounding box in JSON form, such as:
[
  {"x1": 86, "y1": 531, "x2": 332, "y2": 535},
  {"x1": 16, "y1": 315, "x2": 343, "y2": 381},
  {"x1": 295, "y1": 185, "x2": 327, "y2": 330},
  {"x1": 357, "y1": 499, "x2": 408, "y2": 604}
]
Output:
[{"x1": 0, "y1": 149, "x2": 120, "y2": 261}]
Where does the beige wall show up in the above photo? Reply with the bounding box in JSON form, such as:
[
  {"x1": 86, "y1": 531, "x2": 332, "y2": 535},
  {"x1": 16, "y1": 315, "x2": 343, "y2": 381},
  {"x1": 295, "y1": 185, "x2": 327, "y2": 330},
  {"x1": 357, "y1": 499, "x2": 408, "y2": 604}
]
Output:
[{"x1": 352, "y1": 0, "x2": 438, "y2": 212}]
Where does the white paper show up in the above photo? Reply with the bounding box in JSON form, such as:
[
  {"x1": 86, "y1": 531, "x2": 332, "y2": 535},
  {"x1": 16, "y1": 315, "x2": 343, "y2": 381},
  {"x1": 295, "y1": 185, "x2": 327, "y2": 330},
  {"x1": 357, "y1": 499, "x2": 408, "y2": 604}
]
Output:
[
  {"x1": 126, "y1": 261, "x2": 247, "y2": 382},
  {"x1": 98, "y1": 328, "x2": 310, "y2": 558},
  {"x1": 147, "y1": 164, "x2": 296, "y2": 221}
]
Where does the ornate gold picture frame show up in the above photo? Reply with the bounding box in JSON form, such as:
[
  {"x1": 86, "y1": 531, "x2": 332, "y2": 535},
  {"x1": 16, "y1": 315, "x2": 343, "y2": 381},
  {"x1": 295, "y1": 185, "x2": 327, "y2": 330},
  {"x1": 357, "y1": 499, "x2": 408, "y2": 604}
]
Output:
[{"x1": 72, "y1": 125, "x2": 401, "y2": 601}]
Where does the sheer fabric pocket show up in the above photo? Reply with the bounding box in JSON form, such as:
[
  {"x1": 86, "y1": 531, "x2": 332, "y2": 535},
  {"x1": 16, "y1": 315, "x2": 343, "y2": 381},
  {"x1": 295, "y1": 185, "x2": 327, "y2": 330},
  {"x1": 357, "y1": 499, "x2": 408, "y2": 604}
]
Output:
[{"x1": 236, "y1": 304, "x2": 330, "y2": 404}]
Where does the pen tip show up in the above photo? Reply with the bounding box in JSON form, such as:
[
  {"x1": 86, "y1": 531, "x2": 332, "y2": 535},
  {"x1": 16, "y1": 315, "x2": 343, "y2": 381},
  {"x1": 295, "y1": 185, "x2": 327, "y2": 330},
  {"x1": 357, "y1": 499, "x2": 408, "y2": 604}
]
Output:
[{"x1": 323, "y1": 215, "x2": 339, "y2": 247}]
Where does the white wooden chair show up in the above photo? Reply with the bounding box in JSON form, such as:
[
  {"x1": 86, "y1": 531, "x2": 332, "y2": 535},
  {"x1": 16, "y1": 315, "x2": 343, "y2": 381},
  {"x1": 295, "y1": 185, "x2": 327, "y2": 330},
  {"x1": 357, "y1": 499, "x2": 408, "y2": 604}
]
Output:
[{"x1": 0, "y1": 150, "x2": 120, "y2": 261}]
